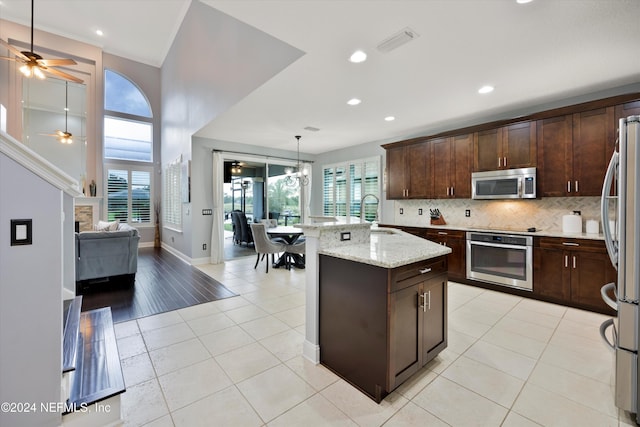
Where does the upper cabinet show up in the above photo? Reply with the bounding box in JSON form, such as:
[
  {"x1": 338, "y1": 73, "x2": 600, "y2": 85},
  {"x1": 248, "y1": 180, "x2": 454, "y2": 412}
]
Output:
[
  {"x1": 432, "y1": 133, "x2": 473, "y2": 198},
  {"x1": 537, "y1": 107, "x2": 615, "y2": 197},
  {"x1": 474, "y1": 121, "x2": 536, "y2": 171},
  {"x1": 383, "y1": 93, "x2": 639, "y2": 201},
  {"x1": 386, "y1": 140, "x2": 433, "y2": 199}
]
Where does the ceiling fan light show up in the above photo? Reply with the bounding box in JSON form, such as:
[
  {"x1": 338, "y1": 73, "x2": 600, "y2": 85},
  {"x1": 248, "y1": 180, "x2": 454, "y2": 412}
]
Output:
[
  {"x1": 19, "y1": 64, "x2": 32, "y2": 77},
  {"x1": 33, "y1": 67, "x2": 45, "y2": 79}
]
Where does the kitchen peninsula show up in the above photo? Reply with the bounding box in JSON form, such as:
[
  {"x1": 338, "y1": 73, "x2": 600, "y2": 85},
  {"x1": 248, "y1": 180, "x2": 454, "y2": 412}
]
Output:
[{"x1": 299, "y1": 221, "x2": 451, "y2": 403}]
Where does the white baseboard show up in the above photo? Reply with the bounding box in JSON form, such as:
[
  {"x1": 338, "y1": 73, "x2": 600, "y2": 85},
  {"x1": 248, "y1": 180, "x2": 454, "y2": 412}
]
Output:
[
  {"x1": 138, "y1": 242, "x2": 155, "y2": 248},
  {"x1": 159, "y1": 243, "x2": 191, "y2": 265},
  {"x1": 191, "y1": 257, "x2": 211, "y2": 265},
  {"x1": 303, "y1": 340, "x2": 320, "y2": 364}
]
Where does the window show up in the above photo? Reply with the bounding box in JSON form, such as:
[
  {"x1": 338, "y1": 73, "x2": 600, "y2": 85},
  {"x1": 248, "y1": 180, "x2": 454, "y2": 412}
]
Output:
[
  {"x1": 323, "y1": 157, "x2": 380, "y2": 221},
  {"x1": 164, "y1": 158, "x2": 182, "y2": 230},
  {"x1": 104, "y1": 69, "x2": 153, "y2": 162},
  {"x1": 106, "y1": 167, "x2": 152, "y2": 225}
]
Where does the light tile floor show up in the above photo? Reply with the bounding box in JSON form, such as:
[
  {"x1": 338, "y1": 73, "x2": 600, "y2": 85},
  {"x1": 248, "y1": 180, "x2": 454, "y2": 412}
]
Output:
[{"x1": 115, "y1": 256, "x2": 636, "y2": 426}]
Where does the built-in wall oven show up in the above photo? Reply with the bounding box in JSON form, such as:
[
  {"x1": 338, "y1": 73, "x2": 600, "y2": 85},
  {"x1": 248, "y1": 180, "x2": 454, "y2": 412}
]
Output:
[{"x1": 466, "y1": 231, "x2": 533, "y2": 291}]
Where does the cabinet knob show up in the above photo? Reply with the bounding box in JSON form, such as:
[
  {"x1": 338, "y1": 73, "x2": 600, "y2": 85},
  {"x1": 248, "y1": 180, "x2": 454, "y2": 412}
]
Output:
[
  {"x1": 451, "y1": 186, "x2": 454, "y2": 197},
  {"x1": 498, "y1": 157, "x2": 501, "y2": 168},
  {"x1": 573, "y1": 255, "x2": 577, "y2": 269},
  {"x1": 565, "y1": 255, "x2": 569, "y2": 268},
  {"x1": 575, "y1": 180, "x2": 579, "y2": 192},
  {"x1": 503, "y1": 157, "x2": 507, "y2": 168},
  {"x1": 567, "y1": 181, "x2": 571, "y2": 193}
]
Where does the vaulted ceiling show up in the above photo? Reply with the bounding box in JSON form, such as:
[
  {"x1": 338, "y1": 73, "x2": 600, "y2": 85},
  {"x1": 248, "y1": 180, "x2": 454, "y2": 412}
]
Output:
[{"x1": 1, "y1": 0, "x2": 639, "y2": 154}]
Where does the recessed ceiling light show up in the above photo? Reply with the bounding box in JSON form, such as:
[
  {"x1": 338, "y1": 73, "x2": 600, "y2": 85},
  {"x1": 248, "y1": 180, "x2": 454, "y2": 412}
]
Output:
[
  {"x1": 478, "y1": 85, "x2": 494, "y2": 94},
  {"x1": 384, "y1": 116, "x2": 395, "y2": 121},
  {"x1": 516, "y1": 0, "x2": 533, "y2": 3},
  {"x1": 349, "y1": 50, "x2": 367, "y2": 63},
  {"x1": 347, "y1": 98, "x2": 362, "y2": 106},
  {"x1": 96, "y1": 29, "x2": 104, "y2": 36}
]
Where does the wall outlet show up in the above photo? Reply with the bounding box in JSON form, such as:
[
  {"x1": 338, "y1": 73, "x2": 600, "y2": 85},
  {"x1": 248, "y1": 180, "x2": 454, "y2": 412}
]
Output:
[
  {"x1": 340, "y1": 232, "x2": 351, "y2": 241},
  {"x1": 202, "y1": 243, "x2": 207, "y2": 250},
  {"x1": 465, "y1": 209, "x2": 471, "y2": 217},
  {"x1": 202, "y1": 209, "x2": 212, "y2": 215},
  {"x1": 418, "y1": 208, "x2": 423, "y2": 215},
  {"x1": 399, "y1": 208, "x2": 404, "y2": 215}
]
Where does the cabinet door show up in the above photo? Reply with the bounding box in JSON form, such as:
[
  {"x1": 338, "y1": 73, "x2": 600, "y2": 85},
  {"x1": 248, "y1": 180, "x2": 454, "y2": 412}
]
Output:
[
  {"x1": 451, "y1": 133, "x2": 473, "y2": 198},
  {"x1": 431, "y1": 137, "x2": 451, "y2": 198},
  {"x1": 422, "y1": 275, "x2": 446, "y2": 363},
  {"x1": 445, "y1": 235, "x2": 466, "y2": 280},
  {"x1": 389, "y1": 284, "x2": 421, "y2": 388},
  {"x1": 386, "y1": 146, "x2": 406, "y2": 199},
  {"x1": 537, "y1": 115, "x2": 573, "y2": 197},
  {"x1": 474, "y1": 128, "x2": 502, "y2": 171},
  {"x1": 615, "y1": 100, "x2": 640, "y2": 124},
  {"x1": 407, "y1": 141, "x2": 432, "y2": 199},
  {"x1": 503, "y1": 121, "x2": 536, "y2": 169},
  {"x1": 570, "y1": 250, "x2": 617, "y2": 314},
  {"x1": 572, "y1": 107, "x2": 615, "y2": 196},
  {"x1": 533, "y1": 247, "x2": 571, "y2": 301}
]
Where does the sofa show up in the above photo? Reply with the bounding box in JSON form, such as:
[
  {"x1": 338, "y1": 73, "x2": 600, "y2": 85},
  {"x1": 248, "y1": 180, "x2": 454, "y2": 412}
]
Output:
[{"x1": 75, "y1": 222, "x2": 140, "y2": 290}]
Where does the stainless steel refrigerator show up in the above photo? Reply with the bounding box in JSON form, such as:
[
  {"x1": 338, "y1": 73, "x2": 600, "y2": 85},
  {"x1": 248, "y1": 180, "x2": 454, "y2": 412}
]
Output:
[{"x1": 601, "y1": 115, "x2": 640, "y2": 421}]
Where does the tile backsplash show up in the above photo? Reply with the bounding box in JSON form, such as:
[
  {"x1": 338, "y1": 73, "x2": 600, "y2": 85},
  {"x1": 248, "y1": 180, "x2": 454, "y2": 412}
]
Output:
[{"x1": 392, "y1": 197, "x2": 602, "y2": 233}]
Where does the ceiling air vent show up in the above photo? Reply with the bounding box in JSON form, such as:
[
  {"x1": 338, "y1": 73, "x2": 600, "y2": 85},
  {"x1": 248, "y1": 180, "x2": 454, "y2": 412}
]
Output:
[
  {"x1": 304, "y1": 126, "x2": 320, "y2": 132},
  {"x1": 376, "y1": 27, "x2": 420, "y2": 53}
]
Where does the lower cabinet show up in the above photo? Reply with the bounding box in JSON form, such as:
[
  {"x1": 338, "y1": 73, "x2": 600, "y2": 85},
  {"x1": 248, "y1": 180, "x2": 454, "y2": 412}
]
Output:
[
  {"x1": 534, "y1": 237, "x2": 616, "y2": 315},
  {"x1": 319, "y1": 254, "x2": 448, "y2": 402},
  {"x1": 425, "y1": 229, "x2": 466, "y2": 280}
]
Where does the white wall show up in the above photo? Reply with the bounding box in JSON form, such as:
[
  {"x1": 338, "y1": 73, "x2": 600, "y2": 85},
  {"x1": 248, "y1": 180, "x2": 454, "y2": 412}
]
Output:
[
  {"x1": 0, "y1": 153, "x2": 63, "y2": 427},
  {"x1": 160, "y1": 1, "x2": 303, "y2": 259}
]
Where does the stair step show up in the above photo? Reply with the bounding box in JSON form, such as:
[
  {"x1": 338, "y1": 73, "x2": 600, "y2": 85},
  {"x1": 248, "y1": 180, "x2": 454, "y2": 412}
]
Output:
[
  {"x1": 64, "y1": 307, "x2": 125, "y2": 414},
  {"x1": 62, "y1": 296, "x2": 83, "y2": 373}
]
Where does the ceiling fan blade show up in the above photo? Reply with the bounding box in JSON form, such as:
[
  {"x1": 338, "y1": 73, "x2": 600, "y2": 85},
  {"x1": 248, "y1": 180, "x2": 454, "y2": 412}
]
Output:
[
  {"x1": 0, "y1": 38, "x2": 29, "y2": 61},
  {"x1": 39, "y1": 58, "x2": 77, "y2": 67},
  {"x1": 45, "y1": 67, "x2": 84, "y2": 84},
  {"x1": 0, "y1": 56, "x2": 17, "y2": 62}
]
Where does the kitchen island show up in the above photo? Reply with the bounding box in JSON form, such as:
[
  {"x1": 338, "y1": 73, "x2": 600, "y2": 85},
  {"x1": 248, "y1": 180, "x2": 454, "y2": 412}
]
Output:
[{"x1": 303, "y1": 225, "x2": 451, "y2": 402}]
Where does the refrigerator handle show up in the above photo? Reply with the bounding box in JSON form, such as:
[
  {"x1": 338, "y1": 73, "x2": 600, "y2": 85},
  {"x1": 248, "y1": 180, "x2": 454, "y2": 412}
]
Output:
[
  {"x1": 601, "y1": 282, "x2": 618, "y2": 311},
  {"x1": 599, "y1": 318, "x2": 616, "y2": 351},
  {"x1": 601, "y1": 150, "x2": 619, "y2": 269}
]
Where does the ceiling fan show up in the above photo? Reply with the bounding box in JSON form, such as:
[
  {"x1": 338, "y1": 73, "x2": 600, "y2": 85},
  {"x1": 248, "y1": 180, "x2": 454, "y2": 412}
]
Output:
[
  {"x1": 0, "y1": 0, "x2": 83, "y2": 83},
  {"x1": 40, "y1": 81, "x2": 74, "y2": 144}
]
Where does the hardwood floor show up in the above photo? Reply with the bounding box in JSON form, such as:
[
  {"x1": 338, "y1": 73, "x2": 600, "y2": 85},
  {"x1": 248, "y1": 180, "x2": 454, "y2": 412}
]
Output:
[{"x1": 80, "y1": 247, "x2": 238, "y2": 323}]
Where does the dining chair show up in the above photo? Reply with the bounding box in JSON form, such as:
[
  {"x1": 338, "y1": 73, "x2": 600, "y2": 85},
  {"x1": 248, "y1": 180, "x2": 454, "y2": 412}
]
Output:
[
  {"x1": 285, "y1": 240, "x2": 306, "y2": 270},
  {"x1": 250, "y1": 223, "x2": 285, "y2": 273}
]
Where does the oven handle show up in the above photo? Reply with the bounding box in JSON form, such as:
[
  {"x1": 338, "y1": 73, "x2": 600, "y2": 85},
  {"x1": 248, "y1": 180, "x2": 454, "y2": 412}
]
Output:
[{"x1": 468, "y1": 240, "x2": 530, "y2": 251}]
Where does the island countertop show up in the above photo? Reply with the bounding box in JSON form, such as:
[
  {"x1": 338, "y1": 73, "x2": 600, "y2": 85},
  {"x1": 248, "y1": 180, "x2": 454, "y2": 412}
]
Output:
[{"x1": 319, "y1": 227, "x2": 452, "y2": 268}]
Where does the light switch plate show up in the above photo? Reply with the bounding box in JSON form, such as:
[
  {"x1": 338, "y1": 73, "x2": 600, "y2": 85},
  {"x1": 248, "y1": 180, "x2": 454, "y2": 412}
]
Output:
[
  {"x1": 340, "y1": 232, "x2": 351, "y2": 241},
  {"x1": 11, "y1": 219, "x2": 32, "y2": 246}
]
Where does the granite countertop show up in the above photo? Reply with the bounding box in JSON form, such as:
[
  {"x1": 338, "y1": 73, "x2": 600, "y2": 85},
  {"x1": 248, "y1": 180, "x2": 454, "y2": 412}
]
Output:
[
  {"x1": 395, "y1": 223, "x2": 606, "y2": 241},
  {"x1": 319, "y1": 228, "x2": 452, "y2": 269}
]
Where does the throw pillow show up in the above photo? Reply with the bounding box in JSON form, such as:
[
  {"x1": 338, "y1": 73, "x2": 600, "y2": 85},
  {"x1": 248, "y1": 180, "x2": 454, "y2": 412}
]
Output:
[{"x1": 94, "y1": 220, "x2": 119, "y2": 231}]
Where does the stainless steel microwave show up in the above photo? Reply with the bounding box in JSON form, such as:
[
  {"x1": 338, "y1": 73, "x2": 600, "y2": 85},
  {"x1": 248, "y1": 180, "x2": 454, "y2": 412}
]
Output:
[{"x1": 471, "y1": 167, "x2": 536, "y2": 200}]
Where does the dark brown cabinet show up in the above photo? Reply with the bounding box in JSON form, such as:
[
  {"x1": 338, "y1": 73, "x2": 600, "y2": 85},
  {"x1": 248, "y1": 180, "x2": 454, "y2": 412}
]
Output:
[
  {"x1": 537, "y1": 107, "x2": 615, "y2": 197},
  {"x1": 533, "y1": 237, "x2": 616, "y2": 315},
  {"x1": 425, "y1": 228, "x2": 466, "y2": 280},
  {"x1": 474, "y1": 121, "x2": 536, "y2": 171},
  {"x1": 432, "y1": 133, "x2": 473, "y2": 198},
  {"x1": 319, "y1": 254, "x2": 447, "y2": 402},
  {"x1": 615, "y1": 99, "x2": 640, "y2": 124},
  {"x1": 386, "y1": 141, "x2": 432, "y2": 199}
]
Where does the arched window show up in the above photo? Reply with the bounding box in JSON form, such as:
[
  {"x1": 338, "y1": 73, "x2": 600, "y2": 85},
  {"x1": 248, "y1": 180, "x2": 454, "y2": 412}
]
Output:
[
  {"x1": 104, "y1": 69, "x2": 153, "y2": 226},
  {"x1": 104, "y1": 69, "x2": 153, "y2": 162}
]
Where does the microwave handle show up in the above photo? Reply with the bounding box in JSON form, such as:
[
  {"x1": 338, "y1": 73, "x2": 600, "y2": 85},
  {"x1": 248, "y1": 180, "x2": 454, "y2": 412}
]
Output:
[{"x1": 518, "y1": 176, "x2": 523, "y2": 197}]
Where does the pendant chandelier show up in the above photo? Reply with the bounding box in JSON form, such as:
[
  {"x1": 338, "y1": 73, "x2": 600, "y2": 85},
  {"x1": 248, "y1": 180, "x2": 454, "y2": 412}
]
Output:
[{"x1": 285, "y1": 135, "x2": 309, "y2": 187}]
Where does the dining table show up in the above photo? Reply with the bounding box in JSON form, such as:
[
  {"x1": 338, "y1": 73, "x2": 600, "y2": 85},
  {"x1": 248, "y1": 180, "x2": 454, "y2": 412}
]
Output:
[{"x1": 266, "y1": 226, "x2": 305, "y2": 269}]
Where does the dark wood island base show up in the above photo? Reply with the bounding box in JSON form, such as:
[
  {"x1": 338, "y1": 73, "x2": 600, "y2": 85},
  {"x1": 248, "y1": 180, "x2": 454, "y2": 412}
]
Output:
[{"x1": 319, "y1": 254, "x2": 448, "y2": 403}]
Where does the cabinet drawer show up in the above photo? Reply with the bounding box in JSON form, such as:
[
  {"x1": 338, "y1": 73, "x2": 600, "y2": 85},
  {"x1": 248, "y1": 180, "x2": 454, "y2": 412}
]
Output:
[
  {"x1": 390, "y1": 256, "x2": 447, "y2": 292},
  {"x1": 537, "y1": 236, "x2": 607, "y2": 253},
  {"x1": 426, "y1": 229, "x2": 466, "y2": 240}
]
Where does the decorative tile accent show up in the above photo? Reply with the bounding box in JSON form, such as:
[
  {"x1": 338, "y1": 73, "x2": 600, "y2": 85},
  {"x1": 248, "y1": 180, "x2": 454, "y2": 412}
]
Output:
[
  {"x1": 74, "y1": 205, "x2": 93, "y2": 231},
  {"x1": 393, "y1": 197, "x2": 601, "y2": 233}
]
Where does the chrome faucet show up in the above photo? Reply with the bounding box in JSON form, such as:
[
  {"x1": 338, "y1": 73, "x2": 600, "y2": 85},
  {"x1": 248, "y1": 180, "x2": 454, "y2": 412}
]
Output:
[{"x1": 360, "y1": 193, "x2": 380, "y2": 223}]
